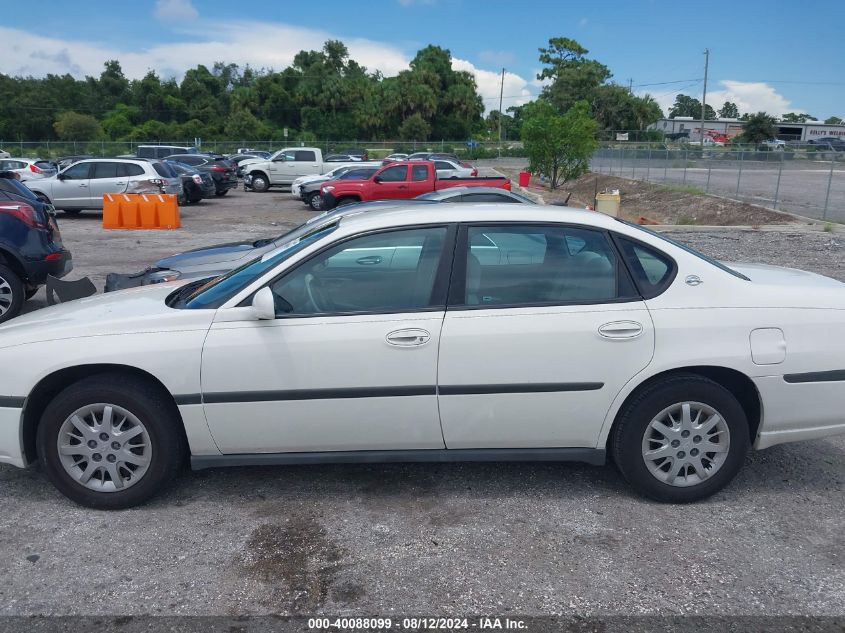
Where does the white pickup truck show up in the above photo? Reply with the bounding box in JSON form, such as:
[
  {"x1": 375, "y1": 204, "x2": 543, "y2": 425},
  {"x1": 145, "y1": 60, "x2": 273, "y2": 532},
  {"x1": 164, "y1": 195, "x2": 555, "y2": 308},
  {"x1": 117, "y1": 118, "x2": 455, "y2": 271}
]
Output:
[{"x1": 241, "y1": 147, "x2": 378, "y2": 192}]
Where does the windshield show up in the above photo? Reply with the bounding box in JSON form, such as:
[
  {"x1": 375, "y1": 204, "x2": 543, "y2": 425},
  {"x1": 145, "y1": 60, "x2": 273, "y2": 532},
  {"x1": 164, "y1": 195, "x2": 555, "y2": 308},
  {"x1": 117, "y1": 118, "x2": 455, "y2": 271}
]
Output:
[
  {"x1": 615, "y1": 218, "x2": 750, "y2": 281},
  {"x1": 181, "y1": 223, "x2": 338, "y2": 310}
]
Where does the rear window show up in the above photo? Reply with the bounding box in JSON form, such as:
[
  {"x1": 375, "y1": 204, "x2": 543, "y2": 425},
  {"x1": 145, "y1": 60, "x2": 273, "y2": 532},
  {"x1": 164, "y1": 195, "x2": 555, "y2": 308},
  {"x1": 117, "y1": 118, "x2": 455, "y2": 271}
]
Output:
[
  {"x1": 152, "y1": 162, "x2": 176, "y2": 178},
  {"x1": 294, "y1": 151, "x2": 317, "y2": 162},
  {"x1": 123, "y1": 163, "x2": 145, "y2": 177},
  {"x1": 34, "y1": 161, "x2": 55, "y2": 170}
]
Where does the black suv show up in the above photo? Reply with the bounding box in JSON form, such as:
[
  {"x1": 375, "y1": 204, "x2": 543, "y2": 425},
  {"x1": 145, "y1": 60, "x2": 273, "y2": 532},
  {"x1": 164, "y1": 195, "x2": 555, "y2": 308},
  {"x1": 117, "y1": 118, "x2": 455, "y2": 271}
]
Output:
[
  {"x1": 163, "y1": 154, "x2": 238, "y2": 196},
  {"x1": 0, "y1": 178, "x2": 72, "y2": 323}
]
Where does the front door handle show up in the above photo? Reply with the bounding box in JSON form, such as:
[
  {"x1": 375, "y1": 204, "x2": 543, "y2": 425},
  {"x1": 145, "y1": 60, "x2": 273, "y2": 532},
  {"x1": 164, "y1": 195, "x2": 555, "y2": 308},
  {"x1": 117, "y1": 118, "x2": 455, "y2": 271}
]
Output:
[
  {"x1": 78, "y1": 183, "x2": 88, "y2": 187},
  {"x1": 356, "y1": 255, "x2": 383, "y2": 265},
  {"x1": 598, "y1": 321, "x2": 643, "y2": 339},
  {"x1": 386, "y1": 328, "x2": 431, "y2": 347}
]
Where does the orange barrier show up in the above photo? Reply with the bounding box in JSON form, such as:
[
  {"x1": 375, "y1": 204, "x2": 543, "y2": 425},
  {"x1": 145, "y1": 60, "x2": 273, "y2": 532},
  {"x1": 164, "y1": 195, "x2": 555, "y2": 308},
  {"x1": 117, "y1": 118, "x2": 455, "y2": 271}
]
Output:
[{"x1": 103, "y1": 193, "x2": 180, "y2": 229}]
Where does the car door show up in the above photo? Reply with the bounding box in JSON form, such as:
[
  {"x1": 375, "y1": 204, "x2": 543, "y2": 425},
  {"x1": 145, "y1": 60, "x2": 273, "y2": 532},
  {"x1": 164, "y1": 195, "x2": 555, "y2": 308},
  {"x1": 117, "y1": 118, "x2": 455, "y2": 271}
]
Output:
[
  {"x1": 50, "y1": 161, "x2": 92, "y2": 208},
  {"x1": 373, "y1": 164, "x2": 411, "y2": 199},
  {"x1": 408, "y1": 164, "x2": 431, "y2": 197},
  {"x1": 437, "y1": 223, "x2": 655, "y2": 449},
  {"x1": 280, "y1": 150, "x2": 319, "y2": 182},
  {"x1": 200, "y1": 224, "x2": 455, "y2": 454},
  {"x1": 88, "y1": 161, "x2": 130, "y2": 205}
]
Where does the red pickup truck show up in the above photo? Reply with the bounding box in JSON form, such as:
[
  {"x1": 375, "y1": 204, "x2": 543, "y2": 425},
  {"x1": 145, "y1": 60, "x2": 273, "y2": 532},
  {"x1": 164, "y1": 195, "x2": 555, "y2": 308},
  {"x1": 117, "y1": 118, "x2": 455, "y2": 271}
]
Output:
[{"x1": 320, "y1": 160, "x2": 511, "y2": 209}]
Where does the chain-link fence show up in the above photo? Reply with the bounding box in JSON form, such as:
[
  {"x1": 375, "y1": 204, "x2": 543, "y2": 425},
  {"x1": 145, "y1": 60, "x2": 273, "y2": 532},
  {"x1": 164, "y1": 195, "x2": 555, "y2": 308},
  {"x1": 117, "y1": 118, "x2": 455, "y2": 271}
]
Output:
[
  {"x1": 0, "y1": 139, "x2": 525, "y2": 161},
  {"x1": 591, "y1": 143, "x2": 845, "y2": 222}
]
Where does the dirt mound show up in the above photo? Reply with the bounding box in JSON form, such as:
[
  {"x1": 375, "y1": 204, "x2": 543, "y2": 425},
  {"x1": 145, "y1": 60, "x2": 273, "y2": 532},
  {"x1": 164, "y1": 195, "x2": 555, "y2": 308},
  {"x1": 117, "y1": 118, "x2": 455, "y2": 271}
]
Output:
[{"x1": 502, "y1": 170, "x2": 800, "y2": 226}]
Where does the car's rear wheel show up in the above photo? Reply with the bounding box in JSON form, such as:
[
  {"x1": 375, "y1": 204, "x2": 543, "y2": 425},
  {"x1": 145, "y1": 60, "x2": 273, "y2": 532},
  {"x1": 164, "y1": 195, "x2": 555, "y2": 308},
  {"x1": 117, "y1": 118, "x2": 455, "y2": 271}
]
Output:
[
  {"x1": 611, "y1": 375, "x2": 749, "y2": 503},
  {"x1": 0, "y1": 264, "x2": 24, "y2": 324},
  {"x1": 215, "y1": 189, "x2": 229, "y2": 197},
  {"x1": 37, "y1": 375, "x2": 185, "y2": 509},
  {"x1": 250, "y1": 173, "x2": 269, "y2": 193},
  {"x1": 307, "y1": 192, "x2": 323, "y2": 210}
]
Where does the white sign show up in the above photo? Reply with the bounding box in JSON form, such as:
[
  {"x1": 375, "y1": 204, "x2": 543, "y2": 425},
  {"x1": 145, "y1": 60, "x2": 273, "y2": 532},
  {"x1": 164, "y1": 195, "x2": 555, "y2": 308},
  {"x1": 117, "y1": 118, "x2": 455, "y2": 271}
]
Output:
[
  {"x1": 616, "y1": 132, "x2": 629, "y2": 141},
  {"x1": 283, "y1": 127, "x2": 289, "y2": 138}
]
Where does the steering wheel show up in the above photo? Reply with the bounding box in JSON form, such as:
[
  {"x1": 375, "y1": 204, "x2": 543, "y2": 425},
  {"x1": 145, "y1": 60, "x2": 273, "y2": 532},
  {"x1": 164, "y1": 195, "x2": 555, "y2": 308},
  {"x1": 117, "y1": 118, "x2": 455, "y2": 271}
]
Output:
[{"x1": 304, "y1": 273, "x2": 331, "y2": 312}]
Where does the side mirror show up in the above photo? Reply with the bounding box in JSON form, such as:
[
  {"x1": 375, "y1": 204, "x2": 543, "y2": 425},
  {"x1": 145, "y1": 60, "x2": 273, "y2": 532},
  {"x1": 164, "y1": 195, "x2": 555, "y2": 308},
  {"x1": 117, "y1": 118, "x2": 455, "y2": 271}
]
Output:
[
  {"x1": 374, "y1": 175, "x2": 382, "y2": 183},
  {"x1": 251, "y1": 287, "x2": 276, "y2": 320},
  {"x1": 57, "y1": 173, "x2": 66, "y2": 180}
]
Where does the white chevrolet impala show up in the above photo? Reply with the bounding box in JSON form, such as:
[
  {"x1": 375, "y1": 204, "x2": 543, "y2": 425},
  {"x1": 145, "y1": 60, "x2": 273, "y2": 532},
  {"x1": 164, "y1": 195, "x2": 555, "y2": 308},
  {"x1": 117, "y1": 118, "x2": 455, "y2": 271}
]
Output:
[{"x1": 1, "y1": 204, "x2": 843, "y2": 508}]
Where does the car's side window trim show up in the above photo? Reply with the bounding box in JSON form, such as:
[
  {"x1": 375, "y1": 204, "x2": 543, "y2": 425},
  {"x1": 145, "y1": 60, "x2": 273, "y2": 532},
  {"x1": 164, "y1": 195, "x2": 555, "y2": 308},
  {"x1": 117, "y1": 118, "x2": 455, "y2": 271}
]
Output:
[
  {"x1": 446, "y1": 221, "x2": 643, "y2": 311},
  {"x1": 242, "y1": 223, "x2": 459, "y2": 319},
  {"x1": 609, "y1": 232, "x2": 678, "y2": 300}
]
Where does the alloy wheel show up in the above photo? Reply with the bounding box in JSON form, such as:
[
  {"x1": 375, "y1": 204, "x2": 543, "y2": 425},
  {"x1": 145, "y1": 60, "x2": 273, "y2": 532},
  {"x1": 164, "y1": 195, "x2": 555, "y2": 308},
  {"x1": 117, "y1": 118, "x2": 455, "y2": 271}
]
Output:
[
  {"x1": 0, "y1": 275, "x2": 13, "y2": 318},
  {"x1": 56, "y1": 403, "x2": 152, "y2": 492},
  {"x1": 641, "y1": 401, "x2": 730, "y2": 487}
]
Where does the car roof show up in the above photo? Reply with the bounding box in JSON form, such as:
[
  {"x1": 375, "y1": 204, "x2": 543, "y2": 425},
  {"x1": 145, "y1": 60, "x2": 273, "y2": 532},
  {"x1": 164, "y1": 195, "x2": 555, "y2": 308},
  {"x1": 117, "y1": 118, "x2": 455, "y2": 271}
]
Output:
[
  {"x1": 335, "y1": 203, "x2": 616, "y2": 234},
  {"x1": 420, "y1": 186, "x2": 517, "y2": 198}
]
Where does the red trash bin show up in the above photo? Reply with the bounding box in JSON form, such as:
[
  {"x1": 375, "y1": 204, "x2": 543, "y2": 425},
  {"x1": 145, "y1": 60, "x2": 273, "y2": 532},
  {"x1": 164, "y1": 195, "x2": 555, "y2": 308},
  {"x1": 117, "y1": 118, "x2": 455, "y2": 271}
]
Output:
[{"x1": 518, "y1": 171, "x2": 530, "y2": 187}]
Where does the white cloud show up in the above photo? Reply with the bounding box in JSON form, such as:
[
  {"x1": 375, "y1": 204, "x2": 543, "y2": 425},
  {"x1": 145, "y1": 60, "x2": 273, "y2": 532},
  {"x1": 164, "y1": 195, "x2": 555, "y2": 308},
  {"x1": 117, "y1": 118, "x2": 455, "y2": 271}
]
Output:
[
  {"x1": 451, "y1": 58, "x2": 536, "y2": 112},
  {"x1": 707, "y1": 80, "x2": 794, "y2": 117},
  {"x1": 0, "y1": 21, "x2": 536, "y2": 113},
  {"x1": 642, "y1": 80, "x2": 795, "y2": 118},
  {"x1": 153, "y1": 0, "x2": 198, "y2": 21}
]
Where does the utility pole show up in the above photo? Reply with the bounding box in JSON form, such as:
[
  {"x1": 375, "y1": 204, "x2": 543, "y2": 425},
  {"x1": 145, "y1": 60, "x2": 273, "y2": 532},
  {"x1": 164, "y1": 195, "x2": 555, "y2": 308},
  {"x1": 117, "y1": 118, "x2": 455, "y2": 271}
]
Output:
[
  {"x1": 628, "y1": 78, "x2": 633, "y2": 94},
  {"x1": 498, "y1": 67, "x2": 505, "y2": 159},
  {"x1": 700, "y1": 48, "x2": 709, "y2": 142}
]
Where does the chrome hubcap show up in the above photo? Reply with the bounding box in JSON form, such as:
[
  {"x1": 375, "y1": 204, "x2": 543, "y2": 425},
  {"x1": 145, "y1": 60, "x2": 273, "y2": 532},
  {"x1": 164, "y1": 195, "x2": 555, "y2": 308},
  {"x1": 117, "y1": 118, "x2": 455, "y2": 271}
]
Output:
[
  {"x1": 641, "y1": 401, "x2": 730, "y2": 487},
  {"x1": 57, "y1": 404, "x2": 152, "y2": 492},
  {"x1": 0, "y1": 276, "x2": 12, "y2": 317}
]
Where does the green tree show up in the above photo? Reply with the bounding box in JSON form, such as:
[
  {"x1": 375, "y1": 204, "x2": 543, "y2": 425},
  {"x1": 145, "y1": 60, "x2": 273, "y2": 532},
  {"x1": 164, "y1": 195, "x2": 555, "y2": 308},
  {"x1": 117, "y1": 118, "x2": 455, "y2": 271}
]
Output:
[
  {"x1": 53, "y1": 111, "x2": 103, "y2": 140},
  {"x1": 537, "y1": 37, "x2": 611, "y2": 112},
  {"x1": 522, "y1": 99, "x2": 598, "y2": 190},
  {"x1": 398, "y1": 113, "x2": 431, "y2": 140},
  {"x1": 739, "y1": 112, "x2": 778, "y2": 143},
  {"x1": 781, "y1": 112, "x2": 815, "y2": 123},
  {"x1": 590, "y1": 85, "x2": 663, "y2": 132},
  {"x1": 669, "y1": 94, "x2": 715, "y2": 119},
  {"x1": 825, "y1": 116, "x2": 844, "y2": 125},
  {"x1": 718, "y1": 101, "x2": 739, "y2": 118}
]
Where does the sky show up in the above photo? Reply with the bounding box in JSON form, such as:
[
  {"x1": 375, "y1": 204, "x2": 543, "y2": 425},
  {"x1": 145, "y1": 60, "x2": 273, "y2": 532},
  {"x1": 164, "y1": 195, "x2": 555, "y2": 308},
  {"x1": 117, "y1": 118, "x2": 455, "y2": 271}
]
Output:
[{"x1": 3, "y1": 0, "x2": 845, "y2": 119}]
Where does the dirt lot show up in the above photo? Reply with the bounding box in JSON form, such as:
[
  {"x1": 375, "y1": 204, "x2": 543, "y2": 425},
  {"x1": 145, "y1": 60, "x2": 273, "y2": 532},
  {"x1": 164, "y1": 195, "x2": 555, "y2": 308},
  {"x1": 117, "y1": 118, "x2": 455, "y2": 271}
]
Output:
[
  {"x1": 4, "y1": 188, "x2": 845, "y2": 618},
  {"x1": 500, "y1": 169, "x2": 802, "y2": 226}
]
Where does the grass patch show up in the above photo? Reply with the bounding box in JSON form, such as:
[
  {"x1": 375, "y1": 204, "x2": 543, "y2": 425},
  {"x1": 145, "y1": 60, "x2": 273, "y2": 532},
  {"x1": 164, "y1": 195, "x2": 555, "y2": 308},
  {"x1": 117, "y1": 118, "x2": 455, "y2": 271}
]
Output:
[
  {"x1": 675, "y1": 215, "x2": 698, "y2": 225},
  {"x1": 824, "y1": 222, "x2": 835, "y2": 233},
  {"x1": 658, "y1": 184, "x2": 705, "y2": 195}
]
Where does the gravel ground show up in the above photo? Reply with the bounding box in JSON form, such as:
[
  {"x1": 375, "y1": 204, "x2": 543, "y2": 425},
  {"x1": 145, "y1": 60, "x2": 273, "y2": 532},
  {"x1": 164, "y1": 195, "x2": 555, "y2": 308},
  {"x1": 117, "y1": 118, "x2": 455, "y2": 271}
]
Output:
[{"x1": 2, "y1": 189, "x2": 844, "y2": 618}]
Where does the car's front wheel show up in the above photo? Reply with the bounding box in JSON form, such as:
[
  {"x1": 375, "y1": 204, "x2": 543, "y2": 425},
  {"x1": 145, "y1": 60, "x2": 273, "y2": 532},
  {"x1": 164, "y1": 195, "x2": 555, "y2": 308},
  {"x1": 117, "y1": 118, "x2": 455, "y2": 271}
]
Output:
[
  {"x1": 0, "y1": 263, "x2": 24, "y2": 324},
  {"x1": 611, "y1": 375, "x2": 749, "y2": 503},
  {"x1": 37, "y1": 375, "x2": 185, "y2": 509},
  {"x1": 249, "y1": 173, "x2": 270, "y2": 192},
  {"x1": 307, "y1": 192, "x2": 323, "y2": 210}
]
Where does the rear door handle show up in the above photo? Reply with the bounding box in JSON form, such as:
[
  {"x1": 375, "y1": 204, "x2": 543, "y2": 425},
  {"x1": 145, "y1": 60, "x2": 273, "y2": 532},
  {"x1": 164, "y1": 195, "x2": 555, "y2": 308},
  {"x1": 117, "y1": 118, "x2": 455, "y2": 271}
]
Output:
[
  {"x1": 598, "y1": 321, "x2": 643, "y2": 339},
  {"x1": 386, "y1": 328, "x2": 431, "y2": 347}
]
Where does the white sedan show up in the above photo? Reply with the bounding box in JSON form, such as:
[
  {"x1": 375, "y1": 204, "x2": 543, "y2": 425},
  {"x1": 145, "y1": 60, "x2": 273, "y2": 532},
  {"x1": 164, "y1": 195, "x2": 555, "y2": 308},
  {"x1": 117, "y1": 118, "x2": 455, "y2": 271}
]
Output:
[{"x1": 1, "y1": 205, "x2": 844, "y2": 509}]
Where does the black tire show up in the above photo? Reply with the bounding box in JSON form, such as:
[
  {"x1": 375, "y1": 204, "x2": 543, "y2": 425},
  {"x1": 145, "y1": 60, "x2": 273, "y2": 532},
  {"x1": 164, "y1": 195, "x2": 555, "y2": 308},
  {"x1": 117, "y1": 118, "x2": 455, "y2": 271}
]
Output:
[
  {"x1": 611, "y1": 374, "x2": 749, "y2": 503},
  {"x1": 250, "y1": 173, "x2": 270, "y2": 193},
  {"x1": 215, "y1": 189, "x2": 229, "y2": 197},
  {"x1": 307, "y1": 192, "x2": 323, "y2": 210},
  {"x1": 37, "y1": 374, "x2": 186, "y2": 509},
  {"x1": 25, "y1": 286, "x2": 38, "y2": 300},
  {"x1": 336, "y1": 197, "x2": 357, "y2": 207},
  {"x1": 0, "y1": 263, "x2": 24, "y2": 324},
  {"x1": 64, "y1": 209, "x2": 82, "y2": 216},
  {"x1": 34, "y1": 192, "x2": 51, "y2": 205}
]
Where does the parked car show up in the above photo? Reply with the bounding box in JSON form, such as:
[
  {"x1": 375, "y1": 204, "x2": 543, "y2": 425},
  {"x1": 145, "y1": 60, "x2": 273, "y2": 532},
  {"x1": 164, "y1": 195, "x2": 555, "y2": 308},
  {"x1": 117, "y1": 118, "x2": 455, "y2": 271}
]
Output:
[
  {"x1": 338, "y1": 148, "x2": 369, "y2": 161},
  {"x1": 320, "y1": 160, "x2": 510, "y2": 209},
  {"x1": 166, "y1": 161, "x2": 216, "y2": 203},
  {"x1": 56, "y1": 155, "x2": 94, "y2": 170},
  {"x1": 26, "y1": 159, "x2": 182, "y2": 215},
  {"x1": 241, "y1": 147, "x2": 379, "y2": 192},
  {"x1": 325, "y1": 154, "x2": 363, "y2": 162},
  {"x1": 0, "y1": 175, "x2": 71, "y2": 323},
  {"x1": 416, "y1": 186, "x2": 534, "y2": 203},
  {"x1": 432, "y1": 158, "x2": 477, "y2": 179},
  {"x1": 136, "y1": 145, "x2": 199, "y2": 159},
  {"x1": 290, "y1": 165, "x2": 362, "y2": 199},
  {"x1": 383, "y1": 153, "x2": 409, "y2": 164},
  {"x1": 761, "y1": 139, "x2": 786, "y2": 150},
  {"x1": 228, "y1": 154, "x2": 269, "y2": 178},
  {"x1": 235, "y1": 148, "x2": 271, "y2": 157},
  {"x1": 7, "y1": 204, "x2": 845, "y2": 508},
  {"x1": 300, "y1": 167, "x2": 380, "y2": 210},
  {"x1": 0, "y1": 158, "x2": 57, "y2": 181},
  {"x1": 163, "y1": 154, "x2": 237, "y2": 196},
  {"x1": 0, "y1": 149, "x2": 10, "y2": 159},
  {"x1": 808, "y1": 137, "x2": 845, "y2": 151}
]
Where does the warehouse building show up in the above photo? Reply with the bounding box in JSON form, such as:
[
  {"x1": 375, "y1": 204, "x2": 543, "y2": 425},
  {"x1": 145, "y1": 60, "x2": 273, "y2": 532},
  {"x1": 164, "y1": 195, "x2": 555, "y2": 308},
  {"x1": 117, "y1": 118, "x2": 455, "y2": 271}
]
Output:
[{"x1": 648, "y1": 117, "x2": 845, "y2": 142}]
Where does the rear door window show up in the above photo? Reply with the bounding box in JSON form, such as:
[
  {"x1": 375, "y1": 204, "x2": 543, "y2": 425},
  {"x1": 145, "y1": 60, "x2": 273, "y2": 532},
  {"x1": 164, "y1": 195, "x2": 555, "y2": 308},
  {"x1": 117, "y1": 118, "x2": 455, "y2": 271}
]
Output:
[
  {"x1": 91, "y1": 162, "x2": 121, "y2": 179},
  {"x1": 294, "y1": 151, "x2": 317, "y2": 161},
  {"x1": 412, "y1": 165, "x2": 429, "y2": 181}
]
